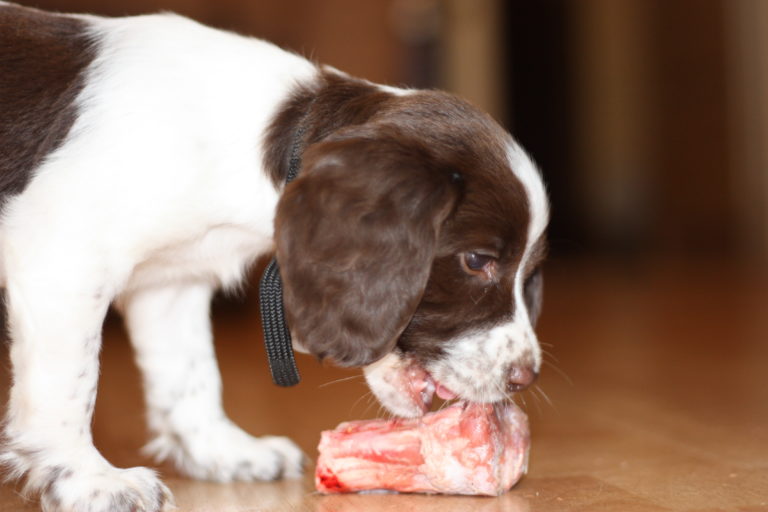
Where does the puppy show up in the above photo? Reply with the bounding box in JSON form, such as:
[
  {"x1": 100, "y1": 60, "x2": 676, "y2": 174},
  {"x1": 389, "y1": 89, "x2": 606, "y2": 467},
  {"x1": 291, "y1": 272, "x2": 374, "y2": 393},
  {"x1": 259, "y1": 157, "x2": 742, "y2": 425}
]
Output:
[{"x1": 0, "y1": 2, "x2": 549, "y2": 511}]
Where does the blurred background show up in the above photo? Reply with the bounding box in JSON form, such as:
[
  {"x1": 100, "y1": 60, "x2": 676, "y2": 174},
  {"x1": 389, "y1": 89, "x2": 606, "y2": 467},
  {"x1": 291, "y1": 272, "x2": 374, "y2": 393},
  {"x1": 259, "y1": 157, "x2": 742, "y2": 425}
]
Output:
[{"x1": 22, "y1": 0, "x2": 768, "y2": 269}]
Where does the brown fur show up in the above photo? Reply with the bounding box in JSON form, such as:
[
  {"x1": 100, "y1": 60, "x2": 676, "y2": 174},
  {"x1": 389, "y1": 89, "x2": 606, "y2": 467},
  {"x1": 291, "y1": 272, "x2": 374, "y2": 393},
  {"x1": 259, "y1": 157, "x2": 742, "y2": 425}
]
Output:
[
  {"x1": 263, "y1": 71, "x2": 394, "y2": 187},
  {"x1": 267, "y1": 73, "x2": 545, "y2": 367},
  {"x1": 0, "y1": 3, "x2": 95, "y2": 204},
  {"x1": 275, "y1": 124, "x2": 461, "y2": 366}
]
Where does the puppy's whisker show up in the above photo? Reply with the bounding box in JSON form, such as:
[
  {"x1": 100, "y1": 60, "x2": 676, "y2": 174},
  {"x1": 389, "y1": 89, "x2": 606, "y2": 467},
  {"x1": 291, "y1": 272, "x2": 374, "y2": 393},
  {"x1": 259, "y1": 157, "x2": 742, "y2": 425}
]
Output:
[
  {"x1": 542, "y1": 359, "x2": 573, "y2": 386},
  {"x1": 470, "y1": 286, "x2": 491, "y2": 305},
  {"x1": 366, "y1": 399, "x2": 380, "y2": 419},
  {"x1": 352, "y1": 390, "x2": 375, "y2": 416},
  {"x1": 519, "y1": 390, "x2": 528, "y2": 410},
  {"x1": 534, "y1": 384, "x2": 556, "y2": 411},
  {"x1": 318, "y1": 374, "x2": 363, "y2": 388},
  {"x1": 527, "y1": 388, "x2": 544, "y2": 416},
  {"x1": 377, "y1": 402, "x2": 392, "y2": 421},
  {"x1": 540, "y1": 349, "x2": 560, "y2": 364}
]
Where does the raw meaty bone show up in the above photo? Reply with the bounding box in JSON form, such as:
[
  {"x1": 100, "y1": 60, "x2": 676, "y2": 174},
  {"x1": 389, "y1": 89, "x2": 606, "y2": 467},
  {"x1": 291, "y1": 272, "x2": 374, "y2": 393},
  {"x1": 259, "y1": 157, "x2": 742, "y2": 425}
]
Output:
[{"x1": 316, "y1": 402, "x2": 529, "y2": 496}]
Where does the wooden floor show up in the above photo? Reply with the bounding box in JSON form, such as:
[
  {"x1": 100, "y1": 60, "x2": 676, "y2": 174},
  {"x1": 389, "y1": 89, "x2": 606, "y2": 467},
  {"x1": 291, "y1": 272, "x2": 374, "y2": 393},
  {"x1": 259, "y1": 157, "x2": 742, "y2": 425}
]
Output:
[{"x1": 1, "y1": 259, "x2": 766, "y2": 511}]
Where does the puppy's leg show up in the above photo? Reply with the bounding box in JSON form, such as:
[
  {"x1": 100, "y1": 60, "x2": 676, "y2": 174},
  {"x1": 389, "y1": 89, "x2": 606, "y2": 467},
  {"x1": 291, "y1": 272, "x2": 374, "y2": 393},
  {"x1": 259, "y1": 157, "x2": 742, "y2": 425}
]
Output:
[
  {"x1": 1, "y1": 274, "x2": 172, "y2": 512},
  {"x1": 120, "y1": 281, "x2": 305, "y2": 482}
]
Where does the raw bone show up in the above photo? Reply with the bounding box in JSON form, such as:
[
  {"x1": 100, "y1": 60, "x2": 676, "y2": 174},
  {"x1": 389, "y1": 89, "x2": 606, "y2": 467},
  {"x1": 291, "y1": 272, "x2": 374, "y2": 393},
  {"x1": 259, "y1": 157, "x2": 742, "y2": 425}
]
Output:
[{"x1": 316, "y1": 402, "x2": 529, "y2": 496}]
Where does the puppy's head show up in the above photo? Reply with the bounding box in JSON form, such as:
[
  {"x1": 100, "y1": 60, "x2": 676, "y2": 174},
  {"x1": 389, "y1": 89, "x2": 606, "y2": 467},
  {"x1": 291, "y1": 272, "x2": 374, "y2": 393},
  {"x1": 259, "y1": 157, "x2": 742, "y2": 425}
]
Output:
[{"x1": 275, "y1": 91, "x2": 548, "y2": 417}]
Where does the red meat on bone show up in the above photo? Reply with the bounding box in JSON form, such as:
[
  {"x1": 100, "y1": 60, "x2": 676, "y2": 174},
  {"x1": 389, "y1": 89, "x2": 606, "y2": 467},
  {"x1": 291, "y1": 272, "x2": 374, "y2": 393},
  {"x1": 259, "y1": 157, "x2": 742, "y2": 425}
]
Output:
[{"x1": 316, "y1": 402, "x2": 529, "y2": 496}]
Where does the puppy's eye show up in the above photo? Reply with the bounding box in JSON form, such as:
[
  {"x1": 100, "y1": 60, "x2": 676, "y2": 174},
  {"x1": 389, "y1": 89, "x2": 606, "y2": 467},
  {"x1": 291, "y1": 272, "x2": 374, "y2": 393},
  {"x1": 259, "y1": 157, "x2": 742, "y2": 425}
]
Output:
[{"x1": 461, "y1": 251, "x2": 497, "y2": 276}]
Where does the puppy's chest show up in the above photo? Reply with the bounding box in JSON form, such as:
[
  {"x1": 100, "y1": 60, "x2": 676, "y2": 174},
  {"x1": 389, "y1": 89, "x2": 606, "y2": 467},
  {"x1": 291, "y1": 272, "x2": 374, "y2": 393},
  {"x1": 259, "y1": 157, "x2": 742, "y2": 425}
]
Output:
[{"x1": 127, "y1": 223, "x2": 273, "y2": 290}]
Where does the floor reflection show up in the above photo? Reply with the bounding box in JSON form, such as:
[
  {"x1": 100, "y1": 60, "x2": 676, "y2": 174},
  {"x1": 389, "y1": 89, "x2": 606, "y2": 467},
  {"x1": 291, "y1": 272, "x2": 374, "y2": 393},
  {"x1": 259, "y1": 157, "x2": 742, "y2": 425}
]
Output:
[
  {"x1": 169, "y1": 478, "x2": 308, "y2": 510},
  {"x1": 312, "y1": 491, "x2": 531, "y2": 512}
]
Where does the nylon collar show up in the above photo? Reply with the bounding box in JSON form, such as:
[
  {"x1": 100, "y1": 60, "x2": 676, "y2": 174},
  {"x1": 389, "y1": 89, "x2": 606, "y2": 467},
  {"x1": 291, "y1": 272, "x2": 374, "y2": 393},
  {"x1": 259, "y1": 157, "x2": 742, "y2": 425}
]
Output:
[{"x1": 258, "y1": 122, "x2": 308, "y2": 387}]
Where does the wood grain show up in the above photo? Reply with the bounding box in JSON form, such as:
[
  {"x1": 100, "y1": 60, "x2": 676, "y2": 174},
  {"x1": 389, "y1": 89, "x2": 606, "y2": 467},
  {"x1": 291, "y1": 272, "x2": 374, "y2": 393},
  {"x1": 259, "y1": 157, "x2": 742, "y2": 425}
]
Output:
[{"x1": 1, "y1": 260, "x2": 766, "y2": 511}]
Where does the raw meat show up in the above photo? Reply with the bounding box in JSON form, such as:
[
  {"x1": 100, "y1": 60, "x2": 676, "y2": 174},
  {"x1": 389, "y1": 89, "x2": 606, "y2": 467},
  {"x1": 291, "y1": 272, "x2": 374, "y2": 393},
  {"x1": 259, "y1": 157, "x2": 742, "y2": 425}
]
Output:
[{"x1": 315, "y1": 402, "x2": 529, "y2": 496}]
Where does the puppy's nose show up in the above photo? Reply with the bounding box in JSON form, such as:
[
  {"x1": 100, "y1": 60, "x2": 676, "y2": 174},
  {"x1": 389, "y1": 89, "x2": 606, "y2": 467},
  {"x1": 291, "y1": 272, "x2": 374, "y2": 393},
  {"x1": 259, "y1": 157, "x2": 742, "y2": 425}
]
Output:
[{"x1": 507, "y1": 365, "x2": 538, "y2": 392}]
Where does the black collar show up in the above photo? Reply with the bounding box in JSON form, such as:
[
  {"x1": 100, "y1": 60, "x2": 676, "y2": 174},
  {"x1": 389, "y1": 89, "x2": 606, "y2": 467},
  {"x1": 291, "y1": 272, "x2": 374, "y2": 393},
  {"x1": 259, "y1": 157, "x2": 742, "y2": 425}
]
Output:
[{"x1": 258, "y1": 121, "x2": 307, "y2": 387}]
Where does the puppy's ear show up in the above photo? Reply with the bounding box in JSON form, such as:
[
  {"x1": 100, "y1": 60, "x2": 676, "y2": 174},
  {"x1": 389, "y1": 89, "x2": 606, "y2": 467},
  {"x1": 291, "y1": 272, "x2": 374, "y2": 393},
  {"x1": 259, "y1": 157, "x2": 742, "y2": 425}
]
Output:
[{"x1": 275, "y1": 129, "x2": 461, "y2": 367}]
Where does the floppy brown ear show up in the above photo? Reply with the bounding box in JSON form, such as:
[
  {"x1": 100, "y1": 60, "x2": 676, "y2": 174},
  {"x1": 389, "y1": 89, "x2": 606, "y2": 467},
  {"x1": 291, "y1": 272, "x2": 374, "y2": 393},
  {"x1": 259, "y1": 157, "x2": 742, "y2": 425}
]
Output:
[{"x1": 274, "y1": 128, "x2": 461, "y2": 367}]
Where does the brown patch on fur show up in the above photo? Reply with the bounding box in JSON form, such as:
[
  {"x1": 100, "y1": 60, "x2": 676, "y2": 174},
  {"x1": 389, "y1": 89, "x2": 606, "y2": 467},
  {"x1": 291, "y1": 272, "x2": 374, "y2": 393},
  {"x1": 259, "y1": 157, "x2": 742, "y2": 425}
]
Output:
[
  {"x1": 0, "y1": 3, "x2": 95, "y2": 204},
  {"x1": 388, "y1": 94, "x2": 532, "y2": 363},
  {"x1": 275, "y1": 125, "x2": 462, "y2": 366},
  {"x1": 263, "y1": 70, "x2": 394, "y2": 187},
  {"x1": 266, "y1": 71, "x2": 539, "y2": 367}
]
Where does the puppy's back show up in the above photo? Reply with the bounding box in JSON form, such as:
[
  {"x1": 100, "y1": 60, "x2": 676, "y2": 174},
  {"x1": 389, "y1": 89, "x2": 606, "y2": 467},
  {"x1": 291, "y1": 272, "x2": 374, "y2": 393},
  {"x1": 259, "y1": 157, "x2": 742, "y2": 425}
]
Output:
[{"x1": 0, "y1": 2, "x2": 95, "y2": 198}]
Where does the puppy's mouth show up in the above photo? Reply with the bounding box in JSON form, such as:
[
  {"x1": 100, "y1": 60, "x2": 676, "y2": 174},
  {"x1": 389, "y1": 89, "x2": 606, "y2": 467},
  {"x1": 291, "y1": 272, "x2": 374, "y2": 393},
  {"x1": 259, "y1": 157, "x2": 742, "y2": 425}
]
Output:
[{"x1": 363, "y1": 353, "x2": 462, "y2": 418}]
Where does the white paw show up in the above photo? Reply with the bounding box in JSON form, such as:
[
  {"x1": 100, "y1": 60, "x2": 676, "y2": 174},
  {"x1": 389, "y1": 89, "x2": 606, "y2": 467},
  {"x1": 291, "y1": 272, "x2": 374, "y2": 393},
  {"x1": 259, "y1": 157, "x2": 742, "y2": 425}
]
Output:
[
  {"x1": 1, "y1": 438, "x2": 174, "y2": 512},
  {"x1": 260, "y1": 436, "x2": 306, "y2": 479},
  {"x1": 39, "y1": 464, "x2": 172, "y2": 512},
  {"x1": 145, "y1": 420, "x2": 306, "y2": 482}
]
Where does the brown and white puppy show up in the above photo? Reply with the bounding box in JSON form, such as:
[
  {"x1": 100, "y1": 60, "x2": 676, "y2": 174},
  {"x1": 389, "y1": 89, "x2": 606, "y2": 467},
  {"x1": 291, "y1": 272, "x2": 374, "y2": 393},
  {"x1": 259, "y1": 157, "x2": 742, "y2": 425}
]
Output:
[{"x1": 0, "y1": 2, "x2": 549, "y2": 511}]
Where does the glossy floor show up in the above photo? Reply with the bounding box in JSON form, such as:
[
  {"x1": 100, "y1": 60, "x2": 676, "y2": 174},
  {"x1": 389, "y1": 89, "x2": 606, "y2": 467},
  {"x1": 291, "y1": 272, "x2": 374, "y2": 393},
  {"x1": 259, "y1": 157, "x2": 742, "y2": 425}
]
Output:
[{"x1": 1, "y1": 260, "x2": 766, "y2": 511}]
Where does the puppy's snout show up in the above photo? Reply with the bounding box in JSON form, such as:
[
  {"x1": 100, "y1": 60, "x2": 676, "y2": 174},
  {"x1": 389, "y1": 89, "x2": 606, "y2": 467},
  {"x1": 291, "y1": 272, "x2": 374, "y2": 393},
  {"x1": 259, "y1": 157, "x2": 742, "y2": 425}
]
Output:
[{"x1": 506, "y1": 365, "x2": 538, "y2": 392}]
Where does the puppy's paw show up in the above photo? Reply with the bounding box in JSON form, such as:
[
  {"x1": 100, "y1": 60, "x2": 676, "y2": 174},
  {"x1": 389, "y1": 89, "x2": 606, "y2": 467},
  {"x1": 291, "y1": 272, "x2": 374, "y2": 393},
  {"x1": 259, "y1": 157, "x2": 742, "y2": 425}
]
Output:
[
  {"x1": 22, "y1": 464, "x2": 172, "y2": 512},
  {"x1": 146, "y1": 420, "x2": 306, "y2": 482},
  {"x1": 259, "y1": 435, "x2": 306, "y2": 479},
  {"x1": 2, "y1": 437, "x2": 174, "y2": 512}
]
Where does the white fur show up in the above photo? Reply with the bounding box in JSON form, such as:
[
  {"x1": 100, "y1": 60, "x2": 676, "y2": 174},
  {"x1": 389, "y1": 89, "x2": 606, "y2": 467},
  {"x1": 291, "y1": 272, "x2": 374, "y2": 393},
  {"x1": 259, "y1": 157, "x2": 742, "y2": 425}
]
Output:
[
  {"x1": 508, "y1": 141, "x2": 550, "y2": 253},
  {"x1": 426, "y1": 319, "x2": 538, "y2": 403},
  {"x1": 119, "y1": 282, "x2": 305, "y2": 483},
  {"x1": 1, "y1": 11, "x2": 315, "y2": 512},
  {"x1": 364, "y1": 352, "x2": 435, "y2": 418}
]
